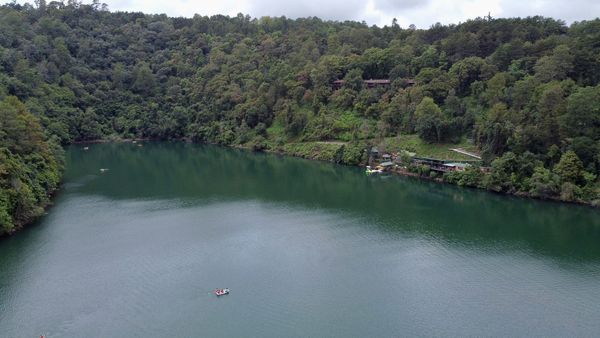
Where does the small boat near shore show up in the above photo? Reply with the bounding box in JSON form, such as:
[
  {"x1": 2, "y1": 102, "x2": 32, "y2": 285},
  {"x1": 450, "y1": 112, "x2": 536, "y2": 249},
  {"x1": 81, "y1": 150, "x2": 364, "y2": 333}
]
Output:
[
  {"x1": 214, "y1": 288, "x2": 230, "y2": 296},
  {"x1": 365, "y1": 166, "x2": 383, "y2": 175}
]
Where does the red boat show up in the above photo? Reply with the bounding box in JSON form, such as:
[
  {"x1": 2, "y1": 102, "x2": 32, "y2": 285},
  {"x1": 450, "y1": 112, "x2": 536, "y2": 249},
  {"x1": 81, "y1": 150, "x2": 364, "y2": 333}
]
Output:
[{"x1": 214, "y1": 288, "x2": 230, "y2": 296}]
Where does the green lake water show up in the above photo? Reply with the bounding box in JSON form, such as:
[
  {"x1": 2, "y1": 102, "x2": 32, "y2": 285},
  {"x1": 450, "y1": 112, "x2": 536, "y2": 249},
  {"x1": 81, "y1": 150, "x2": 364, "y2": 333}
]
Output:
[{"x1": 1, "y1": 142, "x2": 600, "y2": 337}]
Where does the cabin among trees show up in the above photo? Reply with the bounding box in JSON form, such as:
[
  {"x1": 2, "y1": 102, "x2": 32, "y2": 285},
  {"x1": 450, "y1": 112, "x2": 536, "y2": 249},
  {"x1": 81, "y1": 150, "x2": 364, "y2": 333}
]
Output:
[{"x1": 411, "y1": 157, "x2": 474, "y2": 173}]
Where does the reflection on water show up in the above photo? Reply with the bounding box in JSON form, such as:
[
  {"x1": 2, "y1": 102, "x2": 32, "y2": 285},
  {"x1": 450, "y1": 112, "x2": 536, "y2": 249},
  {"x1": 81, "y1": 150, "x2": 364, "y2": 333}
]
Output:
[
  {"x1": 67, "y1": 142, "x2": 600, "y2": 261},
  {"x1": 0, "y1": 142, "x2": 599, "y2": 338}
]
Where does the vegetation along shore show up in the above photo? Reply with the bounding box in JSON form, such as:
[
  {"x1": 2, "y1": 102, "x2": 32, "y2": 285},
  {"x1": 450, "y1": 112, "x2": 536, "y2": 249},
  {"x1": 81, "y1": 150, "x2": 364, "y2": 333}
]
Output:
[{"x1": 1, "y1": 1, "x2": 600, "y2": 235}]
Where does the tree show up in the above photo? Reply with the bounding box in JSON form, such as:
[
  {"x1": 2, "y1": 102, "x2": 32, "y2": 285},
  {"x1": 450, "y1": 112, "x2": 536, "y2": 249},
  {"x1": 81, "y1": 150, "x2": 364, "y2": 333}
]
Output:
[
  {"x1": 343, "y1": 68, "x2": 364, "y2": 91},
  {"x1": 534, "y1": 45, "x2": 574, "y2": 82},
  {"x1": 415, "y1": 68, "x2": 454, "y2": 104},
  {"x1": 559, "y1": 182, "x2": 582, "y2": 202},
  {"x1": 482, "y1": 72, "x2": 508, "y2": 106},
  {"x1": 1, "y1": 4, "x2": 600, "y2": 212},
  {"x1": 415, "y1": 97, "x2": 447, "y2": 143},
  {"x1": 78, "y1": 108, "x2": 103, "y2": 140},
  {"x1": 132, "y1": 62, "x2": 156, "y2": 95},
  {"x1": 529, "y1": 166, "x2": 559, "y2": 198},
  {"x1": 476, "y1": 103, "x2": 513, "y2": 159},
  {"x1": 0, "y1": 96, "x2": 46, "y2": 154},
  {"x1": 448, "y1": 57, "x2": 487, "y2": 96},
  {"x1": 569, "y1": 136, "x2": 597, "y2": 170},
  {"x1": 284, "y1": 108, "x2": 307, "y2": 137},
  {"x1": 535, "y1": 82, "x2": 566, "y2": 146},
  {"x1": 111, "y1": 63, "x2": 127, "y2": 90},
  {"x1": 553, "y1": 150, "x2": 585, "y2": 185},
  {"x1": 34, "y1": 0, "x2": 47, "y2": 10},
  {"x1": 412, "y1": 46, "x2": 439, "y2": 71},
  {"x1": 562, "y1": 85, "x2": 600, "y2": 139},
  {"x1": 0, "y1": 96, "x2": 62, "y2": 234}
]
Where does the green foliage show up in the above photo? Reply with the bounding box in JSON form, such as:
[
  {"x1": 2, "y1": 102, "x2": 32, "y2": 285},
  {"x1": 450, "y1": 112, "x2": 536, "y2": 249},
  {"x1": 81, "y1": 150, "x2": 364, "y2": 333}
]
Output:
[
  {"x1": 449, "y1": 57, "x2": 488, "y2": 96},
  {"x1": 132, "y1": 62, "x2": 156, "y2": 96},
  {"x1": 343, "y1": 69, "x2": 364, "y2": 91},
  {"x1": 560, "y1": 182, "x2": 582, "y2": 202},
  {"x1": 528, "y1": 166, "x2": 560, "y2": 198},
  {"x1": 415, "y1": 97, "x2": 444, "y2": 143},
  {"x1": 282, "y1": 142, "x2": 343, "y2": 162},
  {"x1": 476, "y1": 103, "x2": 512, "y2": 159},
  {"x1": 563, "y1": 86, "x2": 600, "y2": 140},
  {"x1": 458, "y1": 166, "x2": 484, "y2": 187},
  {"x1": 534, "y1": 45, "x2": 574, "y2": 82},
  {"x1": 483, "y1": 151, "x2": 541, "y2": 192},
  {"x1": 0, "y1": 3, "x2": 597, "y2": 206},
  {"x1": 284, "y1": 108, "x2": 308, "y2": 137},
  {"x1": 340, "y1": 141, "x2": 367, "y2": 165},
  {"x1": 383, "y1": 134, "x2": 477, "y2": 161},
  {"x1": 0, "y1": 97, "x2": 63, "y2": 235},
  {"x1": 554, "y1": 150, "x2": 585, "y2": 185}
]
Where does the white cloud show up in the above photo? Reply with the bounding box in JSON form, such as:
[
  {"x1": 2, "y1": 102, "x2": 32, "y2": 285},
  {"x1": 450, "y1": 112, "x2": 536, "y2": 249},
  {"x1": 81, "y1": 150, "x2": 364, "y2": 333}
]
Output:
[
  {"x1": 12, "y1": 0, "x2": 600, "y2": 27},
  {"x1": 107, "y1": 0, "x2": 250, "y2": 17},
  {"x1": 381, "y1": 0, "x2": 503, "y2": 28}
]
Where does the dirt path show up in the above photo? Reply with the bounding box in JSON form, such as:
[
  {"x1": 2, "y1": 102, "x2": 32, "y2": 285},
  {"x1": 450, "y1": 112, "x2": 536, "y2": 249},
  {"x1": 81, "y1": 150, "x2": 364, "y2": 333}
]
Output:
[{"x1": 450, "y1": 148, "x2": 482, "y2": 159}]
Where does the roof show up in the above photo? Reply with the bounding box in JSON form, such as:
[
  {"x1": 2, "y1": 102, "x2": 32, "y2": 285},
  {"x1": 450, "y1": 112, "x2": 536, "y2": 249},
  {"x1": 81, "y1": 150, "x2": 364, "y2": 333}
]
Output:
[
  {"x1": 412, "y1": 156, "x2": 446, "y2": 164},
  {"x1": 332, "y1": 79, "x2": 391, "y2": 85},
  {"x1": 380, "y1": 161, "x2": 394, "y2": 167},
  {"x1": 444, "y1": 162, "x2": 472, "y2": 168},
  {"x1": 364, "y1": 79, "x2": 391, "y2": 84}
]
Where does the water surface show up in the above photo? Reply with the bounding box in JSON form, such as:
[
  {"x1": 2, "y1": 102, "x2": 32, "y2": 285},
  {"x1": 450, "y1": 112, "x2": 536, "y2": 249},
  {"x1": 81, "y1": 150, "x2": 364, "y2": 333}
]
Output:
[{"x1": 1, "y1": 143, "x2": 600, "y2": 337}]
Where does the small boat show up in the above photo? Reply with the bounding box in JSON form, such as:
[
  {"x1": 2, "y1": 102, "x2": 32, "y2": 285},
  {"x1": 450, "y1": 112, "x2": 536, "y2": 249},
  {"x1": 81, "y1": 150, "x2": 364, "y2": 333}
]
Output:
[
  {"x1": 100, "y1": 168, "x2": 109, "y2": 173},
  {"x1": 365, "y1": 166, "x2": 383, "y2": 175},
  {"x1": 214, "y1": 288, "x2": 230, "y2": 296},
  {"x1": 83, "y1": 146, "x2": 89, "y2": 150}
]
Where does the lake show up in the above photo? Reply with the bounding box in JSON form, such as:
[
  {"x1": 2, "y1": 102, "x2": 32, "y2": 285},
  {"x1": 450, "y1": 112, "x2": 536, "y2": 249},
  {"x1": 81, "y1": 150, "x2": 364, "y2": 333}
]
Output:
[{"x1": 1, "y1": 142, "x2": 600, "y2": 337}]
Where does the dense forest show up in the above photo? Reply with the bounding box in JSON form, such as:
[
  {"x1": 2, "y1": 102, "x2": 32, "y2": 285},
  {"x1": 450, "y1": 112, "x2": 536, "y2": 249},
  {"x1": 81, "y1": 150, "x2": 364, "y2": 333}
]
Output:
[
  {"x1": 1, "y1": 1, "x2": 600, "y2": 233},
  {"x1": 0, "y1": 95, "x2": 63, "y2": 234}
]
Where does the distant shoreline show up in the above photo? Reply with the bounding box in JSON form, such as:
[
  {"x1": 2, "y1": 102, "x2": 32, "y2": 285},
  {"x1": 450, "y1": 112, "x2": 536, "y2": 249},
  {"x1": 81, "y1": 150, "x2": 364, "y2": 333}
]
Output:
[
  {"x1": 3, "y1": 138, "x2": 596, "y2": 240},
  {"x1": 71, "y1": 138, "x2": 599, "y2": 209}
]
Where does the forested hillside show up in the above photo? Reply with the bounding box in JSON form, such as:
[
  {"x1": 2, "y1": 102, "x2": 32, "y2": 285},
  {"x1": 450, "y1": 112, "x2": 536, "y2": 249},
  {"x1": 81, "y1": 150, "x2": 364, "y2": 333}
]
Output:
[
  {"x1": 0, "y1": 95, "x2": 63, "y2": 234},
  {"x1": 0, "y1": 0, "x2": 599, "y2": 226}
]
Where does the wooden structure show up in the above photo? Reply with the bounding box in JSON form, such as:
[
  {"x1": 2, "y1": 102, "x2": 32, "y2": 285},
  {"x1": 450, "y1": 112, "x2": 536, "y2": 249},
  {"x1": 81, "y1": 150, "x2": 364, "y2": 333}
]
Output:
[
  {"x1": 411, "y1": 157, "x2": 482, "y2": 173},
  {"x1": 412, "y1": 157, "x2": 451, "y2": 172},
  {"x1": 364, "y1": 79, "x2": 391, "y2": 88}
]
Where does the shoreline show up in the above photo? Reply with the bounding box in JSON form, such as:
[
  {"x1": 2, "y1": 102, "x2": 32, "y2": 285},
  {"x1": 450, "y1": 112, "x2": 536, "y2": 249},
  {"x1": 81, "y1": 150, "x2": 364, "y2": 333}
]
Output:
[
  {"x1": 76, "y1": 138, "x2": 599, "y2": 209},
  {"x1": 3, "y1": 138, "x2": 596, "y2": 239},
  {"x1": 0, "y1": 189, "x2": 60, "y2": 239},
  {"x1": 259, "y1": 143, "x2": 599, "y2": 210}
]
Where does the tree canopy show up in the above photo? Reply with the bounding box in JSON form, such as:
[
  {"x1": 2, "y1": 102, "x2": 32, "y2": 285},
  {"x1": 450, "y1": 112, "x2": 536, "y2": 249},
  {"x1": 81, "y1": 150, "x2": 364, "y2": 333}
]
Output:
[{"x1": 0, "y1": 1, "x2": 599, "y2": 218}]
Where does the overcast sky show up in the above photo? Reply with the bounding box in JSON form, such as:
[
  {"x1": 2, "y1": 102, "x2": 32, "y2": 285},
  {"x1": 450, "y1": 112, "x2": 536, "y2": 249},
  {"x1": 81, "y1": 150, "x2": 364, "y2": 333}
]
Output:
[{"x1": 15, "y1": 0, "x2": 600, "y2": 28}]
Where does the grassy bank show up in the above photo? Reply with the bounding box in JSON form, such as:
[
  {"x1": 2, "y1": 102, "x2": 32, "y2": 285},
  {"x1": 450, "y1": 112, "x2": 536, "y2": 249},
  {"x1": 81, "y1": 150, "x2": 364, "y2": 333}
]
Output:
[
  {"x1": 262, "y1": 133, "x2": 480, "y2": 165},
  {"x1": 237, "y1": 138, "x2": 599, "y2": 209},
  {"x1": 380, "y1": 135, "x2": 479, "y2": 161}
]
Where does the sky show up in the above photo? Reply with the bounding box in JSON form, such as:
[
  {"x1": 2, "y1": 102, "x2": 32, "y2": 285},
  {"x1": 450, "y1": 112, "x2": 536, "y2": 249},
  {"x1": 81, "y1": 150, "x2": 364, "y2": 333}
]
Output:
[{"x1": 13, "y1": 0, "x2": 600, "y2": 28}]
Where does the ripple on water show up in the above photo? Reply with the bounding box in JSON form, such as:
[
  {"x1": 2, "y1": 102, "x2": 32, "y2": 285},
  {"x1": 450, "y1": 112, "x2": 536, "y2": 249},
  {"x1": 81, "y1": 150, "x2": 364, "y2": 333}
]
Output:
[{"x1": 2, "y1": 144, "x2": 600, "y2": 337}]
